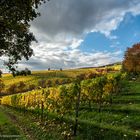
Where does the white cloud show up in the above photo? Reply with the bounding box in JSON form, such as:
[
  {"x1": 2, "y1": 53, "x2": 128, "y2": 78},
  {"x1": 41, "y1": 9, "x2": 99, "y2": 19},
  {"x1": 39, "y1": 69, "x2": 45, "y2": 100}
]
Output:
[
  {"x1": 2, "y1": 0, "x2": 140, "y2": 71},
  {"x1": 18, "y1": 42, "x2": 123, "y2": 70},
  {"x1": 23, "y1": 0, "x2": 140, "y2": 70}
]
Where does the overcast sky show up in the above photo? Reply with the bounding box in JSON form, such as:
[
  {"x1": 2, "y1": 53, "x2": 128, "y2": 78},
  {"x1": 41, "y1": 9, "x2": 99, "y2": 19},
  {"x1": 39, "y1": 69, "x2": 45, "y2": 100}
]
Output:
[{"x1": 1, "y1": 0, "x2": 140, "y2": 71}]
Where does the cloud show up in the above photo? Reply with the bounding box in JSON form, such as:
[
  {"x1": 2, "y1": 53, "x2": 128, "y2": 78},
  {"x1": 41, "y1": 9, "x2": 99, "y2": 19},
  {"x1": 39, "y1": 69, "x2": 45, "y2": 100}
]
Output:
[
  {"x1": 17, "y1": 42, "x2": 123, "y2": 70},
  {"x1": 31, "y1": 0, "x2": 140, "y2": 39},
  {"x1": 2, "y1": 0, "x2": 140, "y2": 71},
  {"x1": 26, "y1": 0, "x2": 140, "y2": 70}
]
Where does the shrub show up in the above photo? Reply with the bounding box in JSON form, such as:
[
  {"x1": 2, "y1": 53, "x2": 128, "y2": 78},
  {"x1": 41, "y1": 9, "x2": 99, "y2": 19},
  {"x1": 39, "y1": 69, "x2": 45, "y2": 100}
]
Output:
[
  {"x1": 20, "y1": 70, "x2": 27, "y2": 76},
  {"x1": 25, "y1": 68, "x2": 31, "y2": 75}
]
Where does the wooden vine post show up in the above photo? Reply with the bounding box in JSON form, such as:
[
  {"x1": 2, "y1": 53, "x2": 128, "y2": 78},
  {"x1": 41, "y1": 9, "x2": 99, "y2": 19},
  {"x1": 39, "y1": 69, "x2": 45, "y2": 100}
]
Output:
[
  {"x1": 41, "y1": 89, "x2": 45, "y2": 122},
  {"x1": 74, "y1": 74, "x2": 83, "y2": 136}
]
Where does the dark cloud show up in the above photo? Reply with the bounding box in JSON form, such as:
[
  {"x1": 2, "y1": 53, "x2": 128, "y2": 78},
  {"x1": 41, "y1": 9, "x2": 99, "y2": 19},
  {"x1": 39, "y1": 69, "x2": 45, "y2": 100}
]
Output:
[{"x1": 32, "y1": 0, "x2": 139, "y2": 38}]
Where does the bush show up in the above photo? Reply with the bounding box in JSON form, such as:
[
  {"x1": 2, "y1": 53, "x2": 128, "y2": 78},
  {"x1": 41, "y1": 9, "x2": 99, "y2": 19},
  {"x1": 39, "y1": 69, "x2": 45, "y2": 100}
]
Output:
[
  {"x1": 20, "y1": 70, "x2": 27, "y2": 76},
  {"x1": 25, "y1": 68, "x2": 31, "y2": 75},
  {"x1": 15, "y1": 71, "x2": 20, "y2": 76}
]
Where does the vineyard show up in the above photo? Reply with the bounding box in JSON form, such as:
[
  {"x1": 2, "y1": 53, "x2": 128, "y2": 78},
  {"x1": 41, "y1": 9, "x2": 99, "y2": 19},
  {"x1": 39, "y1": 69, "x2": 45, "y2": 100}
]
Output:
[
  {"x1": 0, "y1": 65, "x2": 120, "y2": 96},
  {"x1": 1, "y1": 68, "x2": 140, "y2": 139},
  {"x1": 1, "y1": 0, "x2": 140, "y2": 139},
  {"x1": 1, "y1": 73, "x2": 125, "y2": 113}
]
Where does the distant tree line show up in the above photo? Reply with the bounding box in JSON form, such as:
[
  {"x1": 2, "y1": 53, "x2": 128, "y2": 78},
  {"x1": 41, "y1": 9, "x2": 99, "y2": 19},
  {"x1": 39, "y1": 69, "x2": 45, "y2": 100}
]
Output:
[
  {"x1": 0, "y1": 70, "x2": 2, "y2": 77},
  {"x1": 48, "y1": 68, "x2": 63, "y2": 71},
  {"x1": 12, "y1": 68, "x2": 31, "y2": 77}
]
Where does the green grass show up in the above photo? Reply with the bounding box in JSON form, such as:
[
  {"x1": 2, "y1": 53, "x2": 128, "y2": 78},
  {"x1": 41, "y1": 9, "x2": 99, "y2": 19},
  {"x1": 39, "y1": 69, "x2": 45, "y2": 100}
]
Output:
[
  {"x1": 0, "y1": 106, "x2": 66, "y2": 140},
  {"x1": 0, "y1": 111, "x2": 9, "y2": 125},
  {"x1": 75, "y1": 78, "x2": 140, "y2": 139},
  {"x1": 0, "y1": 106, "x2": 26, "y2": 140}
]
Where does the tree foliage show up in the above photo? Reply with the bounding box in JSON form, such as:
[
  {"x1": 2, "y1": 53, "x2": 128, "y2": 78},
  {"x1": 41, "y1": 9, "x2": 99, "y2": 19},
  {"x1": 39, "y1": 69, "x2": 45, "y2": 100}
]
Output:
[
  {"x1": 0, "y1": 0, "x2": 47, "y2": 71},
  {"x1": 0, "y1": 70, "x2": 2, "y2": 77},
  {"x1": 122, "y1": 43, "x2": 140, "y2": 74}
]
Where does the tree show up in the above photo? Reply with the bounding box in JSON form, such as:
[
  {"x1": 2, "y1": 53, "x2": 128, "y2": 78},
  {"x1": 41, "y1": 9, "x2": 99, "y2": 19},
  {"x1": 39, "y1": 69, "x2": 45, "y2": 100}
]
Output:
[
  {"x1": 0, "y1": 70, "x2": 2, "y2": 77},
  {"x1": 0, "y1": 0, "x2": 48, "y2": 71},
  {"x1": 122, "y1": 43, "x2": 140, "y2": 74},
  {"x1": 25, "y1": 68, "x2": 31, "y2": 75}
]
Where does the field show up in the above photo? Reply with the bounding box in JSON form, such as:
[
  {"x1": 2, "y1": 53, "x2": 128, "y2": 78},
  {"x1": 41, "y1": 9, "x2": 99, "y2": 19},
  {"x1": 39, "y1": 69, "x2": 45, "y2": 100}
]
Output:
[
  {"x1": 1, "y1": 68, "x2": 97, "y2": 94},
  {"x1": 1, "y1": 65, "x2": 119, "y2": 96},
  {"x1": 0, "y1": 65, "x2": 140, "y2": 140}
]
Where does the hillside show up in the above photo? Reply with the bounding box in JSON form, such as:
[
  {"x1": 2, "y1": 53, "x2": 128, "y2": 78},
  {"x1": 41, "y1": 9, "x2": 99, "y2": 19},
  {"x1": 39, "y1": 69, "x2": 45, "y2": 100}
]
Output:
[
  {"x1": 0, "y1": 64, "x2": 121, "y2": 96},
  {"x1": 0, "y1": 74, "x2": 140, "y2": 139},
  {"x1": 0, "y1": 65, "x2": 140, "y2": 139}
]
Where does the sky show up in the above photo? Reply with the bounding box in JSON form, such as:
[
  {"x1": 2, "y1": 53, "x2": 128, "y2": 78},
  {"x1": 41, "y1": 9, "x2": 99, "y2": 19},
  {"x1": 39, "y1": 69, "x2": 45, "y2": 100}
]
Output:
[{"x1": 1, "y1": 0, "x2": 140, "y2": 71}]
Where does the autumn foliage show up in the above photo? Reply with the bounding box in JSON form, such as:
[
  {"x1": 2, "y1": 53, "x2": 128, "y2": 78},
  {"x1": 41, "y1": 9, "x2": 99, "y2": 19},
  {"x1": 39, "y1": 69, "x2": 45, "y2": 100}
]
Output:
[{"x1": 122, "y1": 43, "x2": 140, "y2": 74}]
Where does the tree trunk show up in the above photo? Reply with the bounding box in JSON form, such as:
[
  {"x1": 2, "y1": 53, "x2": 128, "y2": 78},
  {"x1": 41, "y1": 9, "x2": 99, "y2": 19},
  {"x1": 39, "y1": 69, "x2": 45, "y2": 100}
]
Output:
[{"x1": 41, "y1": 89, "x2": 44, "y2": 122}]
